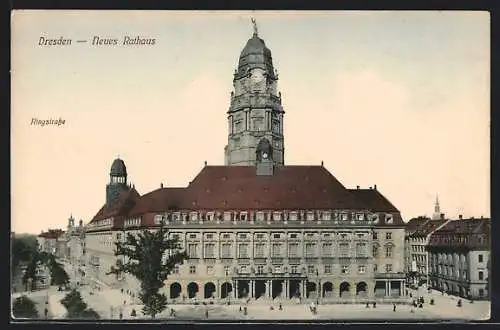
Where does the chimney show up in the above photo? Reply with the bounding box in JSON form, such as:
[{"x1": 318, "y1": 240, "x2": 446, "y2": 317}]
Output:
[
  {"x1": 369, "y1": 186, "x2": 373, "y2": 190},
  {"x1": 321, "y1": 161, "x2": 324, "y2": 167},
  {"x1": 440, "y1": 213, "x2": 445, "y2": 220},
  {"x1": 374, "y1": 184, "x2": 377, "y2": 190},
  {"x1": 459, "y1": 214, "x2": 463, "y2": 220},
  {"x1": 160, "y1": 183, "x2": 163, "y2": 188},
  {"x1": 204, "y1": 161, "x2": 207, "y2": 166},
  {"x1": 356, "y1": 185, "x2": 360, "y2": 189}
]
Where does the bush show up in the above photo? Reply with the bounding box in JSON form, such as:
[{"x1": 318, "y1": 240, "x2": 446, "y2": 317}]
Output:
[
  {"x1": 13, "y1": 295, "x2": 39, "y2": 319},
  {"x1": 61, "y1": 289, "x2": 100, "y2": 319}
]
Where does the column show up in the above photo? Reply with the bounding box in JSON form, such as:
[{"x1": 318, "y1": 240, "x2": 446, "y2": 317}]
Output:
[
  {"x1": 302, "y1": 280, "x2": 306, "y2": 298},
  {"x1": 269, "y1": 280, "x2": 273, "y2": 298},
  {"x1": 250, "y1": 280, "x2": 254, "y2": 298},
  {"x1": 284, "y1": 280, "x2": 289, "y2": 299},
  {"x1": 234, "y1": 280, "x2": 238, "y2": 299},
  {"x1": 388, "y1": 281, "x2": 392, "y2": 297},
  {"x1": 385, "y1": 281, "x2": 389, "y2": 296}
]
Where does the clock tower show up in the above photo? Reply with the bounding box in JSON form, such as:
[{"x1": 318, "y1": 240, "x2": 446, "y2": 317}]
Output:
[{"x1": 224, "y1": 19, "x2": 285, "y2": 167}]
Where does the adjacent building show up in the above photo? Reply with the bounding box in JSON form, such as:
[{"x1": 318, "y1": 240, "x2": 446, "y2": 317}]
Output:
[
  {"x1": 426, "y1": 216, "x2": 490, "y2": 299},
  {"x1": 84, "y1": 22, "x2": 407, "y2": 303},
  {"x1": 37, "y1": 229, "x2": 65, "y2": 254}
]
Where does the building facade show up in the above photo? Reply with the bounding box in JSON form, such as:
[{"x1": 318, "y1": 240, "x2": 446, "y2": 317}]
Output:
[
  {"x1": 427, "y1": 217, "x2": 490, "y2": 299},
  {"x1": 404, "y1": 215, "x2": 449, "y2": 286},
  {"x1": 37, "y1": 229, "x2": 65, "y2": 255},
  {"x1": 84, "y1": 23, "x2": 407, "y2": 304}
]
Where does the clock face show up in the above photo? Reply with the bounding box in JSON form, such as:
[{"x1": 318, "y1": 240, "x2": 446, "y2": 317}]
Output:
[
  {"x1": 252, "y1": 70, "x2": 265, "y2": 83},
  {"x1": 262, "y1": 152, "x2": 268, "y2": 159}
]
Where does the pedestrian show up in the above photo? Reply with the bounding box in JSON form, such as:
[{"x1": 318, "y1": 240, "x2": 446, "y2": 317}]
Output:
[
  {"x1": 365, "y1": 302, "x2": 369, "y2": 308},
  {"x1": 239, "y1": 306, "x2": 242, "y2": 312},
  {"x1": 44, "y1": 308, "x2": 48, "y2": 318},
  {"x1": 270, "y1": 305, "x2": 274, "y2": 311},
  {"x1": 205, "y1": 309, "x2": 208, "y2": 319},
  {"x1": 393, "y1": 304, "x2": 396, "y2": 312},
  {"x1": 243, "y1": 306, "x2": 248, "y2": 316},
  {"x1": 279, "y1": 303, "x2": 282, "y2": 311},
  {"x1": 373, "y1": 302, "x2": 376, "y2": 308},
  {"x1": 119, "y1": 312, "x2": 123, "y2": 320}
]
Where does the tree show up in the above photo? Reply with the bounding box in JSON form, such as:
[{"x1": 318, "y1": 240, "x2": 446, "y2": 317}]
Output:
[
  {"x1": 108, "y1": 226, "x2": 188, "y2": 319},
  {"x1": 50, "y1": 262, "x2": 70, "y2": 289},
  {"x1": 60, "y1": 289, "x2": 100, "y2": 319},
  {"x1": 12, "y1": 295, "x2": 39, "y2": 319},
  {"x1": 12, "y1": 236, "x2": 37, "y2": 272}
]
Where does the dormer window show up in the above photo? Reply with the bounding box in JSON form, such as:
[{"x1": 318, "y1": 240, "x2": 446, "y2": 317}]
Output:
[
  {"x1": 223, "y1": 212, "x2": 231, "y2": 221},
  {"x1": 273, "y1": 212, "x2": 282, "y2": 221},
  {"x1": 385, "y1": 214, "x2": 394, "y2": 224},
  {"x1": 289, "y1": 212, "x2": 298, "y2": 221},
  {"x1": 306, "y1": 212, "x2": 315, "y2": 221},
  {"x1": 206, "y1": 212, "x2": 214, "y2": 221},
  {"x1": 356, "y1": 213, "x2": 365, "y2": 221},
  {"x1": 240, "y1": 212, "x2": 248, "y2": 221},
  {"x1": 154, "y1": 215, "x2": 163, "y2": 225},
  {"x1": 340, "y1": 213, "x2": 348, "y2": 221},
  {"x1": 321, "y1": 212, "x2": 331, "y2": 221},
  {"x1": 256, "y1": 212, "x2": 264, "y2": 221},
  {"x1": 190, "y1": 212, "x2": 198, "y2": 221},
  {"x1": 372, "y1": 214, "x2": 380, "y2": 223}
]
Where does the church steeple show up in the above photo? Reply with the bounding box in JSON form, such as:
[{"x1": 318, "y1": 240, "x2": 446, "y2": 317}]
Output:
[
  {"x1": 432, "y1": 195, "x2": 442, "y2": 220},
  {"x1": 224, "y1": 20, "x2": 285, "y2": 167}
]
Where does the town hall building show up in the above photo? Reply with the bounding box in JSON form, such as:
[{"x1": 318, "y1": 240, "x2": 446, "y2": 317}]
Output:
[{"x1": 84, "y1": 22, "x2": 407, "y2": 304}]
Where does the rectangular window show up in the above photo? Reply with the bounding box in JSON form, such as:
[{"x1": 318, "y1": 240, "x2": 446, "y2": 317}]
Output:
[
  {"x1": 238, "y1": 244, "x2": 249, "y2": 258},
  {"x1": 172, "y1": 266, "x2": 179, "y2": 274},
  {"x1": 272, "y1": 243, "x2": 282, "y2": 257},
  {"x1": 373, "y1": 232, "x2": 378, "y2": 240},
  {"x1": 356, "y1": 213, "x2": 365, "y2": 221},
  {"x1": 257, "y1": 265, "x2": 264, "y2": 274},
  {"x1": 341, "y1": 265, "x2": 349, "y2": 274},
  {"x1": 223, "y1": 212, "x2": 231, "y2": 221},
  {"x1": 206, "y1": 265, "x2": 214, "y2": 275},
  {"x1": 288, "y1": 243, "x2": 299, "y2": 257},
  {"x1": 479, "y1": 271, "x2": 484, "y2": 280},
  {"x1": 190, "y1": 212, "x2": 198, "y2": 221},
  {"x1": 273, "y1": 212, "x2": 282, "y2": 221},
  {"x1": 256, "y1": 233, "x2": 264, "y2": 239},
  {"x1": 240, "y1": 212, "x2": 247, "y2": 221},
  {"x1": 291, "y1": 265, "x2": 298, "y2": 274},
  {"x1": 385, "y1": 264, "x2": 392, "y2": 273},
  {"x1": 373, "y1": 264, "x2": 378, "y2": 273},
  {"x1": 289, "y1": 212, "x2": 298, "y2": 221},
  {"x1": 386, "y1": 232, "x2": 392, "y2": 240},
  {"x1": 322, "y1": 243, "x2": 333, "y2": 257},
  {"x1": 224, "y1": 265, "x2": 230, "y2": 276},
  {"x1": 187, "y1": 244, "x2": 198, "y2": 258},
  {"x1": 221, "y1": 244, "x2": 232, "y2": 258},
  {"x1": 308, "y1": 265, "x2": 315, "y2": 274},
  {"x1": 189, "y1": 234, "x2": 197, "y2": 239},
  {"x1": 255, "y1": 243, "x2": 265, "y2": 258},
  {"x1": 222, "y1": 234, "x2": 230, "y2": 239},
  {"x1": 358, "y1": 265, "x2": 366, "y2": 274},
  {"x1": 305, "y1": 243, "x2": 317, "y2": 257},
  {"x1": 322, "y1": 212, "x2": 331, "y2": 221},
  {"x1": 307, "y1": 212, "x2": 315, "y2": 221},
  {"x1": 204, "y1": 243, "x2": 215, "y2": 258},
  {"x1": 340, "y1": 213, "x2": 348, "y2": 221},
  {"x1": 290, "y1": 233, "x2": 298, "y2": 239},
  {"x1": 339, "y1": 243, "x2": 349, "y2": 257},
  {"x1": 189, "y1": 265, "x2": 196, "y2": 274},
  {"x1": 256, "y1": 212, "x2": 264, "y2": 221},
  {"x1": 273, "y1": 234, "x2": 280, "y2": 239},
  {"x1": 479, "y1": 254, "x2": 484, "y2": 263},
  {"x1": 324, "y1": 265, "x2": 331, "y2": 274},
  {"x1": 240, "y1": 265, "x2": 248, "y2": 274},
  {"x1": 239, "y1": 233, "x2": 248, "y2": 239},
  {"x1": 356, "y1": 243, "x2": 366, "y2": 257},
  {"x1": 206, "y1": 234, "x2": 213, "y2": 239},
  {"x1": 385, "y1": 246, "x2": 393, "y2": 258}
]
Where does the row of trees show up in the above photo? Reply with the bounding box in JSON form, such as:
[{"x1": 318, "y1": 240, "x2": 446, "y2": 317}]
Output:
[
  {"x1": 22, "y1": 251, "x2": 70, "y2": 291},
  {"x1": 60, "y1": 289, "x2": 100, "y2": 319}
]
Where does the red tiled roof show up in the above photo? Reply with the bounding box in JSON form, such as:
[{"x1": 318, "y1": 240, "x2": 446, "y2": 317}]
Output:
[
  {"x1": 347, "y1": 188, "x2": 399, "y2": 213},
  {"x1": 405, "y1": 216, "x2": 431, "y2": 232},
  {"x1": 89, "y1": 187, "x2": 141, "y2": 224},
  {"x1": 38, "y1": 229, "x2": 65, "y2": 239},
  {"x1": 184, "y1": 166, "x2": 361, "y2": 210},
  {"x1": 410, "y1": 219, "x2": 448, "y2": 237},
  {"x1": 128, "y1": 188, "x2": 185, "y2": 216}
]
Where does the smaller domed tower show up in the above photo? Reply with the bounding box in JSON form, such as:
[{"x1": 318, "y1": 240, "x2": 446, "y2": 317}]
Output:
[{"x1": 106, "y1": 157, "x2": 128, "y2": 207}]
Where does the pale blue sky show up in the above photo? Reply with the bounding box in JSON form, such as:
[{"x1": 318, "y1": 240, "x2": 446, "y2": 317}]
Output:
[{"x1": 12, "y1": 11, "x2": 490, "y2": 234}]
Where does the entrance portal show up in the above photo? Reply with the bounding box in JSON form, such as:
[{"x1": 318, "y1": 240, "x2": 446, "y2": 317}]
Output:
[
  {"x1": 187, "y1": 282, "x2": 199, "y2": 299},
  {"x1": 289, "y1": 280, "x2": 301, "y2": 298},
  {"x1": 255, "y1": 280, "x2": 266, "y2": 299},
  {"x1": 339, "y1": 282, "x2": 350, "y2": 297},
  {"x1": 204, "y1": 282, "x2": 216, "y2": 299},
  {"x1": 272, "y1": 280, "x2": 284, "y2": 299},
  {"x1": 221, "y1": 282, "x2": 232, "y2": 299},
  {"x1": 306, "y1": 281, "x2": 317, "y2": 298},
  {"x1": 170, "y1": 282, "x2": 181, "y2": 299},
  {"x1": 237, "y1": 280, "x2": 250, "y2": 298},
  {"x1": 322, "y1": 282, "x2": 333, "y2": 298}
]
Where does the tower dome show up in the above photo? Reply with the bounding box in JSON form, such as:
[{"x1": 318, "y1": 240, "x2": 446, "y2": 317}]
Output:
[
  {"x1": 110, "y1": 158, "x2": 127, "y2": 177},
  {"x1": 235, "y1": 20, "x2": 276, "y2": 80}
]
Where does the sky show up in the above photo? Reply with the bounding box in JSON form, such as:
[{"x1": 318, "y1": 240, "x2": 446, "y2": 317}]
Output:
[{"x1": 11, "y1": 10, "x2": 490, "y2": 234}]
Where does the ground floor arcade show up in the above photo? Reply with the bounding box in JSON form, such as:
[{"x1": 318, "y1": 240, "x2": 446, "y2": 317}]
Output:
[{"x1": 165, "y1": 277, "x2": 406, "y2": 301}]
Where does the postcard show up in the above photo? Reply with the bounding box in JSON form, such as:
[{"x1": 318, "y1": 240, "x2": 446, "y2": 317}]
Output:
[{"x1": 11, "y1": 10, "x2": 490, "y2": 322}]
